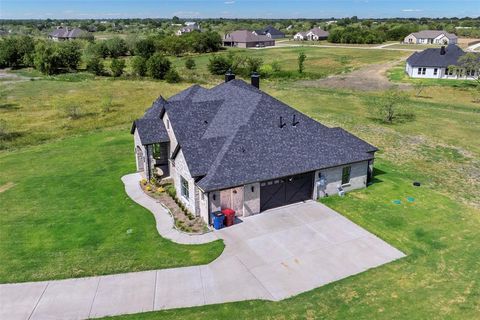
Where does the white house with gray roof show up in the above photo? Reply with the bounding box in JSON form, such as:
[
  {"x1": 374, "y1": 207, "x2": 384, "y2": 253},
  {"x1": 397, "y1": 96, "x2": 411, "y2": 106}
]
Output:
[
  {"x1": 405, "y1": 44, "x2": 479, "y2": 79},
  {"x1": 131, "y1": 73, "x2": 377, "y2": 225},
  {"x1": 403, "y1": 30, "x2": 458, "y2": 45},
  {"x1": 48, "y1": 27, "x2": 90, "y2": 41},
  {"x1": 294, "y1": 28, "x2": 329, "y2": 41}
]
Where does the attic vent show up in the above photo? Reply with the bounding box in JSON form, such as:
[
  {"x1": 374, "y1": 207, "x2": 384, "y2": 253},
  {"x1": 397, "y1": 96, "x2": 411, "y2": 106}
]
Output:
[
  {"x1": 279, "y1": 116, "x2": 286, "y2": 128},
  {"x1": 440, "y1": 46, "x2": 446, "y2": 55},
  {"x1": 204, "y1": 120, "x2": 208, "y2": 124},
  {"x1": 292, "y1": 114, "x2": 299, "y2": 127}
]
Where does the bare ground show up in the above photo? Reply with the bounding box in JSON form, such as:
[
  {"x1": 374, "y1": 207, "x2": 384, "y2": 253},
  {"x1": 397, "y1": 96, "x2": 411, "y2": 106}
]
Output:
[
  {"x1": 0, "y1": 182, "x2": 15, "y2": 193},
  {"x1": 297, "y1": 60, "x2": 411, "y2": 92}
]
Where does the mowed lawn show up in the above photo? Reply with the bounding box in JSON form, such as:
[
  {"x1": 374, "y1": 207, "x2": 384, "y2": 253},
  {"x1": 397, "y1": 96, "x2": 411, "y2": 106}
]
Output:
[
  {"x1": 107, "y1": 160, "x2": 480, "y2": 319},
  {"x1": 0, "y1": 130, "x2": 224, "y2": 283}
]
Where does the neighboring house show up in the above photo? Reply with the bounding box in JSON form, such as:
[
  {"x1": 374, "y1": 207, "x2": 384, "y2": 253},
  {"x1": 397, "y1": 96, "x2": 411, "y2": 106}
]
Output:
[
  {"x1": 252, "y1": 25, "x2": 285, "y2": 39},
  {"x1": 405, "y1": 44, "x2": 479, "y2": 79},
  {"x1": 294, "y1": 28, "x2": 329, "y2": 41},
  {"x1": 176, "y1": 22, "x2": 201, "y2": 36},
  {"x1": 403, "y1": 30, "x2": 458, "y2": 45},
  {"x1": 0, "y1": 30, "x2": 8, "y2": 37},
  {"x1": 131, "y1": 73, "x2": 377, "y2": 225},
  {"x1": 48, "y1": 27, "x2": 90, "y2": 41},
  {"x1": 223, "y1": 30, "x2": 275, "y2": 48}
]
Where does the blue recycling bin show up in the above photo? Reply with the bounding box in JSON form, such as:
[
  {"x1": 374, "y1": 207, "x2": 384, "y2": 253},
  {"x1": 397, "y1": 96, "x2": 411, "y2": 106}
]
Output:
[{"x1": 210, "y1": 211, "x2": 225, "y2": 230}]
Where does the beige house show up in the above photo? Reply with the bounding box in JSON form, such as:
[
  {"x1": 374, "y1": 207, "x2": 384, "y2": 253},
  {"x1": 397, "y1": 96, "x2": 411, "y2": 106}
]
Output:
[
  {"x1": 223, "y1": 30, "x2": 275, "y2": 48},
  {"x1": 131, "y1": 74, "x2": 377, "y2": 225},
  {"x1": 404, "y1": 30, "x2": 458, "y2": 45}
]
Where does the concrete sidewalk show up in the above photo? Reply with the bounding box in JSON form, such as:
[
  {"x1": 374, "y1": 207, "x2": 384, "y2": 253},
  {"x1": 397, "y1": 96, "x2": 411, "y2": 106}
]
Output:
[
  {"x1": 121, "y1": 173, "x2": 218, "y2": 244},
  {"x1": 0, "y1": 178, "x2": 405, "y2": 320}
]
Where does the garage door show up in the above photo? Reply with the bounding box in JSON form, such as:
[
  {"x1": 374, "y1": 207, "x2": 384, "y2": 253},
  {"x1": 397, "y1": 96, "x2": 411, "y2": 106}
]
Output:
[{"x1": 260, "y1": 172, "x2": 313, "y2": 211}]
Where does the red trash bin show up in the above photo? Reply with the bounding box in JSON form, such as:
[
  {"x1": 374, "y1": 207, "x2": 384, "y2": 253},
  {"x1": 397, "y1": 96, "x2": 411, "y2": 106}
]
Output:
[{"x1": 222, "y1": 208, "x2": 235, "y2": 227}]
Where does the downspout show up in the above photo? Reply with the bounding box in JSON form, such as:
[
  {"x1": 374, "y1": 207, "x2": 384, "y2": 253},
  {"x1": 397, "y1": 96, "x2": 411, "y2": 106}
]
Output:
[
  {"x1": 207, "y1": 192, "x2": 211, "y2": 226},
  {"x1": 145, "y1": 144, "x2": 151, "y2": 181}
]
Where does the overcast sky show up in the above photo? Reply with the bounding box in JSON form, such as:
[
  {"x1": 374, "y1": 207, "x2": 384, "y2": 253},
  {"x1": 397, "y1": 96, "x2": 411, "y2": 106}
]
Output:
[{"x1": 1, "y1": 0, "x2": 479, "y2": 19}]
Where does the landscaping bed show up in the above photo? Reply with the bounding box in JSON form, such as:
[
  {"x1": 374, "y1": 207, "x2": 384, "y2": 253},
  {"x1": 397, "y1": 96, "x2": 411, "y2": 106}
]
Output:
[{"x1": 140, "y1": 178, "x2": 209, "y2": 234}]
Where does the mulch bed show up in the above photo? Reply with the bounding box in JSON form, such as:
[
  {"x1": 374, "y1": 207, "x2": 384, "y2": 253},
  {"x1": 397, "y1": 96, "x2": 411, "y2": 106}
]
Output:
[{"x1": 140, "y1": 182, "x2": 209, "y2": 234}]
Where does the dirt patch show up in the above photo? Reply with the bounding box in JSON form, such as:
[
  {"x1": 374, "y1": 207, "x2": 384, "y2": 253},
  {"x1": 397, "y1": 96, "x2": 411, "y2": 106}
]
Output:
[
  {"x1": 0, "y1": 182, "x2": 15, "y2": 193},
  {"x1": 297, "y1": 60, "x2": 411, "y2": 92}
]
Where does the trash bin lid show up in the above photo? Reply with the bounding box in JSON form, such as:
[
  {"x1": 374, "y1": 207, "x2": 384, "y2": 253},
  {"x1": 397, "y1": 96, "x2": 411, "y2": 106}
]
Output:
[{"x1": 221, "y1": 208, "x2": 235, "y2": 215}]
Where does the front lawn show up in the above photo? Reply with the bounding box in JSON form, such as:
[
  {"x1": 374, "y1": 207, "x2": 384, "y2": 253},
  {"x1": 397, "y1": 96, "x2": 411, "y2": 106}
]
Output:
[
  {"x1": 106, "y1": 160, "x2": 480, "y2": 319},
  {"x1": 0, "y1": 130, "x2": 224, "y2": 283}
]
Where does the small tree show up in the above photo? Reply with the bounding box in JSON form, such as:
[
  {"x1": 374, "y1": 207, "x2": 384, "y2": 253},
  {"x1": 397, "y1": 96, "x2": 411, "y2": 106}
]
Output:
[
  {"x1": 413, "y1": 81, "x2": 425, "y2": 97},
  {"x1": 86, "y1": 56, "x2": 104, "y2": 76},
  {"x1": 147, "y1": 53, "x2": 171, "y2": 79},
  {"x1": 135, "y1": 38, "x2": 156, "y2": 59},
  {"x1": 105, "y1": 37, "x2": 128, "y2": 58},
  {"x1": 246, "y1": 57, "x2": 263, "y2": 74},
  {"x1": 298, "y1": 51, "x2": 307, "y2": 74},
  {"x1": 165, "y1": 68, "x2": 181, "y2": 83},
  {"x1": 131, "y1": 56, "x2": 147, "y2": 76},
  {"x1": 455, "y1": 52, "x2": 480, "y2": 85},
  {"x1": 185, "y1": 57, "x2": 196, "y2": 70},
  {"x1": 207, "y1": 55, "x2": 231, "y2": 75},
  {"x1": 110, "y1": 58, "x2": 125, "y2": 77},
  {"x1": 371, "y1": 89, "x2": 411, "y2": 124},
  {"x1": 33, "y1": 41, "x2": 58, "y2": 75}
]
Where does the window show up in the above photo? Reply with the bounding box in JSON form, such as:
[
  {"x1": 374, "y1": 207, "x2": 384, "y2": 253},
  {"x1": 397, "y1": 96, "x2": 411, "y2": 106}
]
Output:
[
  {"x1": 417, "y1": 68, "x2": 422, "y2": 75},
  {"x1": 422, "y1": 68, "x2": 426, "y2": 75},
  {"x1": 152, "y1": 143, "x2": 168, "y2": 161},
  {"x1": 342, "y1": 166, "x2": 351, "y2": 185},
  {"x1": 433, "y1": 68, "x2": 438, "y2": 76},
  {"x1": 180, "y1": 176, "x2": 189, "y2": 200}
]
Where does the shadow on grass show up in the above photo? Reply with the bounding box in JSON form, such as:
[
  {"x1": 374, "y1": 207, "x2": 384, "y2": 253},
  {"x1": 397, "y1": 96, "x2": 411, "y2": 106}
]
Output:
[{"x1": 0, "y1": 103, "x2": 19, "y2": 110}]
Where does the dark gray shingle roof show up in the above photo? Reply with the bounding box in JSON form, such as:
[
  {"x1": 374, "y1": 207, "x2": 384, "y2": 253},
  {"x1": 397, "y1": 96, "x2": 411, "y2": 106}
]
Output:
[
  {"x1": 411, "y1": 30, "x2": 457, "y2": 40},
  {"x1": 161, "y1": 80, "x2": 377, "y2": 191},
  {"x1": 131, "y1": 96, "x2": 169, "y2": 145},
  {"x1": 255, "y1": 26, "x2": 285, "y2": 36},
  {"x1": 224, "y1": 30, "x2": 273, "y2": 43},
  {"x1": 406, "y1": 44, "x2": 466, "y2": 67},
  {"x1": 49, "y1": 27, "x2": 87, "y2": 39}
]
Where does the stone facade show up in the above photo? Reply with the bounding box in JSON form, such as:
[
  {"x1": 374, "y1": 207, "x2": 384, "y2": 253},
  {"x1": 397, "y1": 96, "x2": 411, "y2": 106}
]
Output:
[{"x1": 313, "y1": 161, "x2": 369, "y2": 198}]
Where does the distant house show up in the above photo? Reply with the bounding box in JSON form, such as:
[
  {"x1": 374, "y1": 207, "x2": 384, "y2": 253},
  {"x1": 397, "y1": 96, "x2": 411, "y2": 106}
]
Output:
[
  {"x1": 403, "y1": 30, "x2": 458, "y2": 45},
  {"x1": 252, "y1": 25, "x2": 285, "y2": 39},
  {"x1": 48, "y1": 27, "x2": 91, "y2": 41},
  {"x1": 294, "y1": 28, "x2": 329, "y2": 41},
  {"x1": 0, "y1": 30, "x2": 8, "y2": 37},
  {"x1": 405, "y1": 44, "x2": 478, "y2": 80},
  {"x1": 223, "y1": 30, "x2": 275, "y2": 48},
  {"x1": 176, "y1": 22, "x2": 201, "y2": 36}
]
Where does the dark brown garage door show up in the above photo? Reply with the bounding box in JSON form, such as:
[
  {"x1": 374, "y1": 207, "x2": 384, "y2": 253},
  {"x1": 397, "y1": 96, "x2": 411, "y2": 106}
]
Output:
[{"x1": 260, "y1": 172, "x2": 314, "y2": 211}]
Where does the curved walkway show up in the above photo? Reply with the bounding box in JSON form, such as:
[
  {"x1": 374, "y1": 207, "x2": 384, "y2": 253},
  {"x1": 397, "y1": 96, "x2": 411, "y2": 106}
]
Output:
[
  {"x1": 121, "y1": 173, "x2": 218, "y2": 244},
  {"x1": 0, "y1": 175, "x2": 405, "y2": 320}
]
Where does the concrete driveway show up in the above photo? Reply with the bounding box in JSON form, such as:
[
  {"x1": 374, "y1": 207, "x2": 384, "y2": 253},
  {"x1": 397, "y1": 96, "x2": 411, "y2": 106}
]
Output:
[
  {"x1": 217, "y1": 201, "x2": 405, "y2": 300},
  {"x1": 0, "y1": 201, "x2": 404, "y2": 320}
]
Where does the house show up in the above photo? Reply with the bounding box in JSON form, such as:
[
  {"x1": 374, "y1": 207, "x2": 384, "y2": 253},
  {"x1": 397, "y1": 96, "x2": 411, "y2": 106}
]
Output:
[
  {"x1": 403, "y1": 30, "x2": 458, "y2": 45},
  {"x1": 48, "y1": 27, "x2": 91, "y2": 41},
  {"x1": 131, "y1": 73, "x2": 377, "y2": 225},
  {"x1": 176, "y1": 22, "x2": 201, "y2": 36},
  {"x1": 252, "y1": 25, "x2": 285, "y2": 39},
  {"x1": 294, "y1": 28, "x2": 329, "y2": 41},
  {"x1": 405, "y1": 44, "x2": 479, "y2": 79},
  {"x1": 223, "y1": 30, "x2": 275, "y2": 48}
]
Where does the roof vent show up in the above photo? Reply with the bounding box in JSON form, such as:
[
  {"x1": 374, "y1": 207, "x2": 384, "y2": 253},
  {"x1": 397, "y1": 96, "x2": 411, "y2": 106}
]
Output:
[
  {"x1": 279, "y1": 116, "x2": 286, "y2": 128},
  {"x1": 251, "y1": 72, "x2": 260, "y2": 89},
  {"x1": 292, "y1": 114, "x2": 299, "y2": 127},
  {"x1": 440, "y1": 46, "x2": 446, "y2": 55},
  {"x1": 225, "y1": 69, "x2": 235, "y2": 82}
]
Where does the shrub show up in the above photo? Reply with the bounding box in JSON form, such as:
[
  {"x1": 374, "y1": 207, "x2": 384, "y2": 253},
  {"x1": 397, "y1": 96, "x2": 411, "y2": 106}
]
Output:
[
  {"x1": 145, "y1": 185, "x2": 152, "y2": 192},
  {"x1": 156, "y1": 187, "x2": 165, "y2": 193},
  {"x1": 207, "y1": 55, "x2": 231, "y2": 75},
  {"x1": 86, "y1": 56, "x2": 104, "y2": 76},
  {"x1": 147, "y1": 53, "x2": 171, "y2": 79},
  {"x1": 100, "y1": 95, "x2": 113, "y2": 113},
  {"x1": 141, "y1": 179, "x2": 148, "y2": 185},
  {"x1": 105, "y1": 37, "x2": 128, "y2": 58},
  {"x1": 131, "y1": 56, "x2": 147, "y2": 76},
  {"x1": 185, "y1": 57, "x2": 196, "y2": 70},
  {"x1": 298, "y1": 51, "x2": 307, "y2": 74},
  {"x1": 246, "y1": 57, "x2": 263, "y2": 74},
  {"x1": 135, "y1": 38, "x2": 156, "y2": 59},
  {"x1": 165, "y1": 68, "x2": 181, "y2": 83},
  {"x1": 110, "y1": 58, "x2": 126, "y2": 77},
  {"x1": 60, "y1": 103, "x2": 83, "y2": 120}
]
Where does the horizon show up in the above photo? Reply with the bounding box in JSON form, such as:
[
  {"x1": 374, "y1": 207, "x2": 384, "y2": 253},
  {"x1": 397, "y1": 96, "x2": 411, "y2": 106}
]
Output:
[{"x1": 1, "y1": 0, "x2": 480, "y2": 20}]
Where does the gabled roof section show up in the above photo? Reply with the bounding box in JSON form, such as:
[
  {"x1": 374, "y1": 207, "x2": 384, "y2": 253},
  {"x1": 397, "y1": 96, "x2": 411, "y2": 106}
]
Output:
[
  {"x1": 224, "y1": 30, "x2": 273, "y2": 43},
  {"x1": 161, "y1": 79, "x2": 377, "y2": 191},
  {"x1": 255, "y1": 25, "x2": 285, "y2": 36},
  {"x1": 411, "y1": 30, "x2": 457, "y2": 40},
  {"x1": 131, "y1": 96, "x2": 169, "y2": 145},
  {"x1": 131, "y1": 119, "x2": 169, "y2": 145},
  {"x1": 406, "y1": 44, "x2": 467, "y2": 67},
  {"x1": 49, "y1": 27, "x2": 87, "y2": 39}
]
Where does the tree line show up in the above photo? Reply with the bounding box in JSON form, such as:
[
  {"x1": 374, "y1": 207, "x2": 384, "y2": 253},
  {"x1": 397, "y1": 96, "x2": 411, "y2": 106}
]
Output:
[{"x1": 0, "y1": 31, "x2": 222, "y2": 80}]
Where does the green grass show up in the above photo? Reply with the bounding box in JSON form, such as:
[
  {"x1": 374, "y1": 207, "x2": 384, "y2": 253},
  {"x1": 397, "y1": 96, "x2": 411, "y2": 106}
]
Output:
[
  {"x1": 106, "y1": 160, "x2": 480, "y2": 319},
  {"x1": 0, "y1": 130, "x2": 224, "y2": 283}
]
